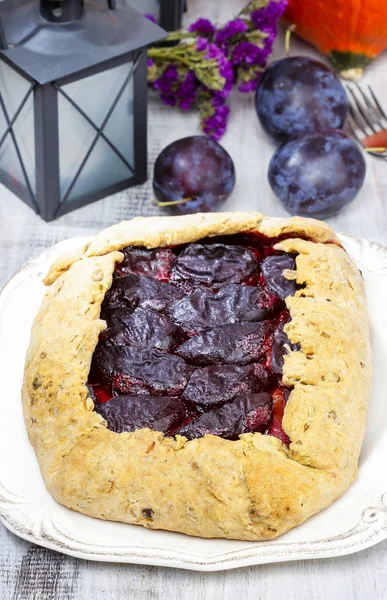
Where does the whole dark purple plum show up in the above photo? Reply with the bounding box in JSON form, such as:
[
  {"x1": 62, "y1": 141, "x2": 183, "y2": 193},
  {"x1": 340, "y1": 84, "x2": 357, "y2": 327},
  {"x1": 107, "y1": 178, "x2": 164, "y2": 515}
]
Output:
[
  {"x1": 153, "y1": 136, "x2": 235, "y2": 214},
  {"x1": 256, "y1": 56, "x2": 349, "y2": 142},
  {"x1": 268, "y1": 130, "x2": 366, "y2": 218}
]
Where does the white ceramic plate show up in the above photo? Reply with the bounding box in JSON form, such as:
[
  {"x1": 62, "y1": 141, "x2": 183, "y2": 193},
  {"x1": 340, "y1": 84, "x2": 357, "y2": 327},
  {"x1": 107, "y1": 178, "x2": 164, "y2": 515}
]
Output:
[{"x1": 0, "y1": 233, "x2": 387, "y2": 571}]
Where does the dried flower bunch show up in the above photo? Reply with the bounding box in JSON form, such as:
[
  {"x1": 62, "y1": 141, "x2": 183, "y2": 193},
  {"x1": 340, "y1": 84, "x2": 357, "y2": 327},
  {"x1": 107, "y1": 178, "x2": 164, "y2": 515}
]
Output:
[{"x1": 147, "y1": 0, "x2": 287, "y2": 140}]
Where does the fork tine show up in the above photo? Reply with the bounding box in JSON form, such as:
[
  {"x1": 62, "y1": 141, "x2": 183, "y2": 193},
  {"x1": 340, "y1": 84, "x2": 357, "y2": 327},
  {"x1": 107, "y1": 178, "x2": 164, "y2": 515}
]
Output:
[
  {"x1": 367, "y1": 85, "x2": 387, "y2": 123},
  {"x1": 353, "y1": 82, "x2": 383, "y2": 128},
  {"x1": 346, "y1": 114, "x2": 365, "y2": 144},
  {"x1": 347, "y1": 86, "x2": 378, "y2": 133},
  {"x1": 348, "y1": 99, "x2": 369, "y2": 138}
]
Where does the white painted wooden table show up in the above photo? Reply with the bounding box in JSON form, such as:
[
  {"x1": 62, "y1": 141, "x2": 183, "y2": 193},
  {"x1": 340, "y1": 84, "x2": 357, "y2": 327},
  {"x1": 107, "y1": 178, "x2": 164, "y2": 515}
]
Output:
[{"x1": 1, "y1": 0, "x2": 387, "y2": 597}]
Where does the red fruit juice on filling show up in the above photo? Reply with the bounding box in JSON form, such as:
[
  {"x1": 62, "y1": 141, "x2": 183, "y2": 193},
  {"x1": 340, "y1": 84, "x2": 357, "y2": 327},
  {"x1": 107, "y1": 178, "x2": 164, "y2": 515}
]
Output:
[
  {"x1": 90, "y1": 384, "x2": 112, "y2": 404},
  {"x1": 88, "y1": 232, "x2": 297, "y2": 443}
]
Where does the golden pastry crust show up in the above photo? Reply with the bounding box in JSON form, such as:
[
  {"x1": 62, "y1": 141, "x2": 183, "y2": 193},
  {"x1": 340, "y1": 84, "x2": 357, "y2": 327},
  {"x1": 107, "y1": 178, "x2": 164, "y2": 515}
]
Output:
[{"x1": 22, "y1": 213, "x2": 371, "y2": 541}]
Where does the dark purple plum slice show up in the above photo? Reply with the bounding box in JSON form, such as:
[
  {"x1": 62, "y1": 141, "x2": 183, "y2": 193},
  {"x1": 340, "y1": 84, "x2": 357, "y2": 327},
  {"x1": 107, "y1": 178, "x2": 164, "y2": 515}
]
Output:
[
  {"x1": 95, "y1": 395, "x2": 186, "y2": 435},
  {"x1": 183, "y1": 363, "x2": 273, "y2": 408},
  {"x1": 90, "y1": 346, "x2": 193, "y2": 395},
  {"x1": 101, "y1": 307, "x2": 130, "y2": 327},
  {"x1": 281, "y1": 386, "x2": 292, "y2": 403},
  {"x1": 100, "y1": 308, "x2": 184, "y2": 351},
  {"x1": 172, "y1": 243, "x2": 257, "y2": 285},
  {"x1": 261, "y1": 255, "x2": 297, "y2": 300},
  {"x1": 178, "y1": 393, "x2": 273, "y2": 440},
  {"x1": 271, "y1": 321, "x2": 300, "y2": 374},
  {"x1": 115, "y1": 247, "x2": 176, "y2": 280},
  {"x1": 171, "y1": 284, "x2": 282, "y2": 332},
  {"x1": 175, "y1": 322, "x2": 267, "y2": 366},
  {"x1": 88, "y1": 234, "x2": 300, "y2": 444},
  {"x1": 103, "y1": 274, "x2": 184, "y2": 312},
  {"x1": 112, "y1": 374, "x2": 151, "y2": 396}
]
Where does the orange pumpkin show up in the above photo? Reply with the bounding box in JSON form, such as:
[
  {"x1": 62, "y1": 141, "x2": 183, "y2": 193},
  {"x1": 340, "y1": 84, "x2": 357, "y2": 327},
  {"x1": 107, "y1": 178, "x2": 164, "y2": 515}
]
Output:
[{"x1": 284, "y1": 0, "x2": 387, "y2": 80}]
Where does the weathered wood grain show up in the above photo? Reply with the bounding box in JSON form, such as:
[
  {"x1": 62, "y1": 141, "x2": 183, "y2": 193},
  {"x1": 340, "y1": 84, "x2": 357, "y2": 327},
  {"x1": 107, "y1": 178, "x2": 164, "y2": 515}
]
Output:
[{"x1": 1, "y1": 0, "x2": 387, "y2": 596}]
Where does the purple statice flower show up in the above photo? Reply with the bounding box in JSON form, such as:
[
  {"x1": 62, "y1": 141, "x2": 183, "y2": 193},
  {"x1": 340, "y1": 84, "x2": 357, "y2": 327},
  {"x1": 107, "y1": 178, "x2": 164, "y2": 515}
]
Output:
[
  {"x1": 205, "y1": 42, "x2": 234, "y2": 97},
  {"x1": 176, "y1": 70, "x2": 197, "y2": 110},
  {"x1": 203, "y1": 104, "x2": 230, "y2": 140},
  {"x1": 214, "y1": 18, "x2": 248, "y2": 50},
  {"x1": 153, "y1": 65, "x2": 179, "y2": 106},
  {"x1": 196, "y1": 38, "x2": 234, "y2": 98},
  {"x1": 144, "y1": 14, "x2": 158, "y2": 24},
  {"x1": 188, "y1": 18, "x2": 216, "y2": 38},
  {"x1": 148, "y1": 0, "x2": 285, "y2": 138},
  {"x1": 200, "y1": 90, "x2": 230, "y2": 140},
  {"x1": 196, "y1": 37, "x2": 209, "y2": 52},
  {"x1": 251, "y1": 0, "x2": 287, "y2": 32},
  {"x1": 153, "y1": 64, "x2": 178, "y2": 89},
  {"x1": 239, "y1": 78, "x2": 260, "y2": 93},
  {"x1": 153, "y1": 66, "x2": 197, "y2": 111},
  {"x1": 231, "y1": 40, "x2": 269, "y2": 66}
]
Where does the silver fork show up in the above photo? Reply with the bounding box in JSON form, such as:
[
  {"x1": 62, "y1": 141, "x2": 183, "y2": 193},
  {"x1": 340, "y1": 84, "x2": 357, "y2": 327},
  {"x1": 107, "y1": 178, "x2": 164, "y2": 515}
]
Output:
[{"x1": 346, "y1": 83, "x2": 387, "y2": 160}]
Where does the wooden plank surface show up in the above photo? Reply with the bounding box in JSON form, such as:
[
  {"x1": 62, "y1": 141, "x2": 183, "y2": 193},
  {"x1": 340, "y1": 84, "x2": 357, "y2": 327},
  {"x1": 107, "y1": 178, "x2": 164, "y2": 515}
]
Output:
[{"x1": 1, "y1": 0, "x2": 387, "y2": 597}]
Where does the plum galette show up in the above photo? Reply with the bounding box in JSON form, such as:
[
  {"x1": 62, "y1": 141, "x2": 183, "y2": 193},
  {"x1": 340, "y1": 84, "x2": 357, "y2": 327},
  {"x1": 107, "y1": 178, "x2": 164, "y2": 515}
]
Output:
[{"x1": 22, "y1": 213, "x2": 371, "y2": 541}]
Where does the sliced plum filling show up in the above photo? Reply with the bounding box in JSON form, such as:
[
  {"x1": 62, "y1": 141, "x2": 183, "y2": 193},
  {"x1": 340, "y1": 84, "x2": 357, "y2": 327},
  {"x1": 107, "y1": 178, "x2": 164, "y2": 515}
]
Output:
[{"x1": 88, "y1": 233, "x2": 300, "y2": 444}]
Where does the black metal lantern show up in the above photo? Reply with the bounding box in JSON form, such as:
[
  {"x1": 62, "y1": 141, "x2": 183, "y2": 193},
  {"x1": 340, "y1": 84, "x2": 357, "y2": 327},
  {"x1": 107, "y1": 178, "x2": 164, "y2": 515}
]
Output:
[
  {"x1": 0, "y1": 0, "x2": 165, "y2": 221},
  {"x1": 124, "y1": 0, "x2": 185, "y2": 31}
]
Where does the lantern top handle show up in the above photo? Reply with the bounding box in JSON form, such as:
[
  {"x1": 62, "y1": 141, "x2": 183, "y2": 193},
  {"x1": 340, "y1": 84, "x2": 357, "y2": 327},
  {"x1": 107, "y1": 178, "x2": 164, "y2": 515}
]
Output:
[
  {"x1": 39, "y1": 0, "x2": 116, "y2": 23},
  {"x1": 0, "y1": 0, "x2": 166, "y2": 84},
  {"x1": 40, "y1": 0, "x2": 84, "y2": 22},
  {"x1": 0, "y1": 1, "x2": 104, "y2": 48}
]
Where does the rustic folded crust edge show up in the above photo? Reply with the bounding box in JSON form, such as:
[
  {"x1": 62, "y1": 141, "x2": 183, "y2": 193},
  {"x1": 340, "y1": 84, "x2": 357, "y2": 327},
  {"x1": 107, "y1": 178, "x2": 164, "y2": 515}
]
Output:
[{"x1": 22, "y1": 212, "x2": 372, "y2": 541}]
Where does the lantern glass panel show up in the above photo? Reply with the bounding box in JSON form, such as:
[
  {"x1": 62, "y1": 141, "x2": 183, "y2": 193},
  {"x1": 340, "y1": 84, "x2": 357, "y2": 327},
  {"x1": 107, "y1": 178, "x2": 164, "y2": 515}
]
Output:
[
  {"x1": 103, "y1": 82, "x2": 135, "y2": 171},
  {"x1": 0, "y1": 61, "x2": 29, "y2": 118},
  {"x1": 58, "y1": 62, "x2": 135, "y2": 203},
  {"x1": 0, "y1": 127, "x2": 26, "y2": 195},
  {"x1": 0, "y1": 61, "x2": 36, "y2": 194}
]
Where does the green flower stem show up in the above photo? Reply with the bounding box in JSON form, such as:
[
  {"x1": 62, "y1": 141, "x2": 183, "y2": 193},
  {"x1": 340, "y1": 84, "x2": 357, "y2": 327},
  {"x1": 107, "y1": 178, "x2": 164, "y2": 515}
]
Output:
[
  {"x1": 148, "y1": 46, "x2": 226, "y2": 91},
  {"x1": 245, "y1": 30, "x2": 268, "y2": 45},
  {"x1": 161, "y1": 31, "x2": 196, "y2": 41}
]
